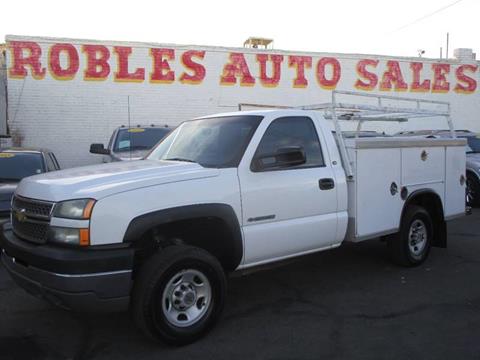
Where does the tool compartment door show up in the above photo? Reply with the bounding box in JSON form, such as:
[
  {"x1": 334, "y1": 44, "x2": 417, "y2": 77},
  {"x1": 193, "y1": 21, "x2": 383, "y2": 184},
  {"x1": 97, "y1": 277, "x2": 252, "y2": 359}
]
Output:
[{"x1": 355, "y1": 148, "x2": 403, "y2": 238}]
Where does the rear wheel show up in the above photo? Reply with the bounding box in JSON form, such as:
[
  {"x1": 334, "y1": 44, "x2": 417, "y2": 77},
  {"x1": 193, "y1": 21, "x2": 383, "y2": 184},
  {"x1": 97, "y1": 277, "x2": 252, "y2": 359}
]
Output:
[
  {"x1": 132, "y1": 245, "x2": 226, "y2": 345},
  {"x1": 466, "y1": 173, "x2": 480, "y2": 207},
  {"x1": 388, "y1": 205, "x2": 433, "y2": 267}
]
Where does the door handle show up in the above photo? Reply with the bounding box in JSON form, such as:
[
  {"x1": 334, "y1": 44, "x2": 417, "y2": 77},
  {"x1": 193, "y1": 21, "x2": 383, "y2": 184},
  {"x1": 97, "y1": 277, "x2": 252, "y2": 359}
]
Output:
[{"x1": 319, "y1": 178, "x2": 335, "y2": 190}]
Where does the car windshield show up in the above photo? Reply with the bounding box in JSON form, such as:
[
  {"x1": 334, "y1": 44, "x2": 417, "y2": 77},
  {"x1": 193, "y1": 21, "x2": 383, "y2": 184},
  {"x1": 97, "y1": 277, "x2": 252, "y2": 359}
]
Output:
[
  {"x1": 147, "y1": 115, "x2": 263, "y2": 168},
  {"x1": 113, "y1": 127, "x2": 171, "y2": 152},
  {"x1": 465, "y1": 136, "x2": 480, "y2": 153},
  {"x1": 0, "y1": 152, "x2": 45, "y2": 181}
]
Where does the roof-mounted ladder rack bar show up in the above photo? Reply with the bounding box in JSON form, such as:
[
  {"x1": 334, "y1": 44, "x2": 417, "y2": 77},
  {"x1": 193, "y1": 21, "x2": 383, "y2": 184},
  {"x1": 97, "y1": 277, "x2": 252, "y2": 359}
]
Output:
[{"x1": 239, "y1": 91, "x2": 453, "y2": 178}]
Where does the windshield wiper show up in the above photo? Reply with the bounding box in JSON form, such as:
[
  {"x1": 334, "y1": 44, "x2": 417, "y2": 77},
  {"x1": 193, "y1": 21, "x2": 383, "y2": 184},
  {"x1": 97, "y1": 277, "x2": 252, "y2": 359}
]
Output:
[
  {"x1": 164, "y1": 157, "x2": 197, "y2": 163},
  {"x1": 0, "y1": 178, "x2": 19, "y2": 182},
  {"x1": 129, "y1": 146, "x2": 151, "y2": 150}
]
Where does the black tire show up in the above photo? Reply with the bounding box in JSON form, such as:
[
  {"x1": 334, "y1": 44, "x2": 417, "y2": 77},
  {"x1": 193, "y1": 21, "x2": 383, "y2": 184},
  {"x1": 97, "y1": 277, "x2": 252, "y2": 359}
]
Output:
[
  {"x1": 466, "y1": 173, "x2": 480, "y2": 207},
  {"x1": 132, "y1": 245, "x2": 226, "y2": 345},
  {"x1": 388, "y1": 205, "x2": 433, "y2": 267}
]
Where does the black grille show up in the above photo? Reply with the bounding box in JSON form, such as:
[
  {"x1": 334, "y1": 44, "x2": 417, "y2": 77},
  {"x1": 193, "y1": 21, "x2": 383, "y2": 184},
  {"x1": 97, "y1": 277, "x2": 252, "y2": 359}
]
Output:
[
  {"x1": 11, "y1": 196, "x2": 53, "y2": 244},
  {"x1": 12, "y1": 216, "x2": 49, "y2": 244},
  {"x1": 12, "y1": 196, "x2": 53, "y2": 219}
]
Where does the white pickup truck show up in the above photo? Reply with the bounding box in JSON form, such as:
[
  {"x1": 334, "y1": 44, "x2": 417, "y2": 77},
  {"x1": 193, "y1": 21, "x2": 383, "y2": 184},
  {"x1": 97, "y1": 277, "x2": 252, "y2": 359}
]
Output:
[{"x1": 0, "y1": 92, "x2": 467, "y2": 345}]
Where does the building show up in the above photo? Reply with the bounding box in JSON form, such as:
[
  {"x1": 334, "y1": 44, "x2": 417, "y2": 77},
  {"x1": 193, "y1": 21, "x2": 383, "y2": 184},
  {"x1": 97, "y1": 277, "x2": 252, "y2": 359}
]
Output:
[{"x1": 1, "y1": 35, "x2": 479, "y2": 168}]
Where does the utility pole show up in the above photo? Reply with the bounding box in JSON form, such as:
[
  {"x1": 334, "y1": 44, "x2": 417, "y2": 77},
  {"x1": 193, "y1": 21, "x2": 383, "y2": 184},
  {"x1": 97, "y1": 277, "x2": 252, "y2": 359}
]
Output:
[{"x1": 446, "y1": 32, "x2": 449, "y2": 59}]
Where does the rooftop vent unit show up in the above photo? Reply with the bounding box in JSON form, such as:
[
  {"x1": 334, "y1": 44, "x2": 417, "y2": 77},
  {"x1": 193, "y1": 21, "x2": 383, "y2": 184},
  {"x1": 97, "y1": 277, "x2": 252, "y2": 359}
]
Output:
[
  {"x1": 243, "y1": 37, "x2": 274, "y2": 49},
  {"x1": 454, "y1": 48, "x2": 476, "y2": 62}
]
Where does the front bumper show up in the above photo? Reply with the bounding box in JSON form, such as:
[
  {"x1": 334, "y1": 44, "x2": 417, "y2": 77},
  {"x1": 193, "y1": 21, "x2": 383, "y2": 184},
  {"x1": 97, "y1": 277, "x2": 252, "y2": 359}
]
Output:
[{"x1": 0, "y1": 222, "x2": 135, "y2": 312}]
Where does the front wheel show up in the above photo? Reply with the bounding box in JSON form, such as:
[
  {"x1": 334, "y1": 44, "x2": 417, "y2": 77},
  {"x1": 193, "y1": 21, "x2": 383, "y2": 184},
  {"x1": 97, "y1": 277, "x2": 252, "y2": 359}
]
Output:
[
  {"x1": 388, "y1": 205, "x2": 433, "y2": 267},
  {"x1": 132, "y1": 245, "x2": 226, "y2": 345}
]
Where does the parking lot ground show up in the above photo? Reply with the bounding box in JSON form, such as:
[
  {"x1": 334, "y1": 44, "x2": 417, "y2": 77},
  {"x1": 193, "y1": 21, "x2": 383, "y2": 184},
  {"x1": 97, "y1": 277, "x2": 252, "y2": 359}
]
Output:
[{"x1": 1, "y1": 210, "x2": 480, "y2": 360}]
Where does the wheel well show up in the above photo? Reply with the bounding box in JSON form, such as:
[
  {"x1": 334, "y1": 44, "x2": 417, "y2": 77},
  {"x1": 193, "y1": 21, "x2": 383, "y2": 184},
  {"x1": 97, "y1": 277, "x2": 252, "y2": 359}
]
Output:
[
  {"x1": 466, "y1": 169, "x2": 479, "y2": 181},
  {"x1": 124, "y1": 204, "x2": 243, "y2": 272},
  {"x1": 150, "y1": 217, "x2": 237, "y2": 270},
  {"x1": 402, "y1": 191, "x2": 446, "y2": 248}
]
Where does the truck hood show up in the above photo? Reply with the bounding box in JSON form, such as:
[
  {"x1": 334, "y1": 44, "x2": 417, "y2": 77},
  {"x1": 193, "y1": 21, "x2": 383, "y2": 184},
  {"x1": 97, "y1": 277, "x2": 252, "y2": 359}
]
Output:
[
  {"x1": 15, "y1": 160, "x2": 219, "y2": 202},
  {"x1": 111, "y1": 149, "x2": 149, "y2": 161},
  {"x1": 0, "y1": 182, "x2": 18, "y2": 201}
]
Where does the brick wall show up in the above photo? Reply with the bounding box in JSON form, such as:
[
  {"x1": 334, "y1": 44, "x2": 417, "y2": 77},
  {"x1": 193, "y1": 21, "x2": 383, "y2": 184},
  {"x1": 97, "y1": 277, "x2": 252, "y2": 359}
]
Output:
[
  {"x1": 5, "y1": 35, "x2": 480, "y2": 168},
  {"x1": 0, "y1": 46, "x2": 6, "y2": 136}
]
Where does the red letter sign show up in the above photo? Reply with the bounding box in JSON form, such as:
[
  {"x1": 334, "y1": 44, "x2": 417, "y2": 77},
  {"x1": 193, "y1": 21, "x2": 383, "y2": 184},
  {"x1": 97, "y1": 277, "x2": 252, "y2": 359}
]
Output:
[
  {"x1": 288, "y1": 56, "x2": 312, "y2": 88},
  {"x1": 150, "y1": 48, "x2": 175, "y2": 83},
  {"x1": 316, "y1": 57, "x2": 341, "y2": 89},
  {"x1": 49, "y1": 43, "x2": 79, "y2": 80},
  {"x1": 83, "y1": 45, "x2": 110, "y2": 81},
  {"x1": 257, "y1": 54, "x2": 284, "y2": 87},
  {"x1": 354, "y1": 59, "x2": 379, "y2": 90},
  {"x1": 180, "y1": 50, "x2": 206, "y2": 84},
  {"x1": 114, "y1": 46, "x2": 145, "y2": 82},
  {"x1": 454, "y1": 64, "x2": 477, "y2": 94},
  {"x1": 410, "y1": 62, "x2": 430, "y2": 92},
  {"x1": 220, "y1": 53, "x2": 255, "y2": 86},
  {"x1": 432, "y1": 64, "x2": 450, "y2": 93},
  {"x1": 380, "y1": 61, "x2": 408, "y2": 91},
  {"x1": 8, "y1": 41, "x2": 46, "y2": 79}
]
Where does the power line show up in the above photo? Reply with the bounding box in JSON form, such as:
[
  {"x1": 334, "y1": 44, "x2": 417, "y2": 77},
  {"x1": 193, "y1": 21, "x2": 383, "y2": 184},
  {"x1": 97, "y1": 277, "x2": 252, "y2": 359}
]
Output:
[{"x1": 391, "y1": 0, "x2": 465, "y2": 33}]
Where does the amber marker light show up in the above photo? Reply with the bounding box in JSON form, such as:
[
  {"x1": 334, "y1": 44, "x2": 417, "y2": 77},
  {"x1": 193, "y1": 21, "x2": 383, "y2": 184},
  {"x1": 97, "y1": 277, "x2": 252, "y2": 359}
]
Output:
[
  {"x1": 83, "y1": 199, "x2": 96, "y2": 219},
  {"x1": 79, "y1": 228, "x2": 90, "y2": 246}
]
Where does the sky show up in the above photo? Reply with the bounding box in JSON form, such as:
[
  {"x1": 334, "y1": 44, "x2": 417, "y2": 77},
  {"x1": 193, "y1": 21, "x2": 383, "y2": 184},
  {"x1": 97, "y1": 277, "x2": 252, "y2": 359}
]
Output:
[{"x1": 1, "y1": 0, "x2": 478, "y2": 59}]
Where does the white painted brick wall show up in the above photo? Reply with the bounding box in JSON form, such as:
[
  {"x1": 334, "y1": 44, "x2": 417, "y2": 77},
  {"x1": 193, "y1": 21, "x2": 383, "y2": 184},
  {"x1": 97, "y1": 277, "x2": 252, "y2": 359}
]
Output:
[
  {"x1": 0, "y1": 48, "x2": 7, "y2": 136},
  {"x1": 5, "y1": 35, "x2": 480, "y2": 168}
]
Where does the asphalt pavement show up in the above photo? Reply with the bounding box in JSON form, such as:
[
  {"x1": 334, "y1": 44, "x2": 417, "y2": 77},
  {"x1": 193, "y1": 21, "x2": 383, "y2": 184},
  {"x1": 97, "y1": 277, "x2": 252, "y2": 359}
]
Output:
[{"x1": 1, "y1": 210, "x2": 479, "y2": 360}]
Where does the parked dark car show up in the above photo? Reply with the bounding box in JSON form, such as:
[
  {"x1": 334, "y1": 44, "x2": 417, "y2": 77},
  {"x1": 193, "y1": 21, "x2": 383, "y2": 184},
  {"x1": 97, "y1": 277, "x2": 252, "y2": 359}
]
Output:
[
  {"x1": 90, "y1": 125, "x2": 173, "y2": 162},
  {"x1": 0, "y1": 148, "x2": 60, "y2": 219}
]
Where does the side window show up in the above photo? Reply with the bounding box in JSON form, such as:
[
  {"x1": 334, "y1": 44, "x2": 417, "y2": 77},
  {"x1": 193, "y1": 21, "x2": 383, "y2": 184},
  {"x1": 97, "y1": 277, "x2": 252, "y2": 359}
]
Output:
[
  {"x1": 45, "y1": 153, "x2": 56, "y2": 171},
  {"x1": 252, "y1": 116, "x2": 324, "y2": 171}
]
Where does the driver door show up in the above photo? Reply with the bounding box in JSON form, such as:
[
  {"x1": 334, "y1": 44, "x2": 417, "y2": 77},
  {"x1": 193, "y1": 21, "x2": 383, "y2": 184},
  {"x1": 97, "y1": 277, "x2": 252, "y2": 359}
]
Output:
[{"x1": 238, "y1": 115, "x2": 339, "y2": 266}]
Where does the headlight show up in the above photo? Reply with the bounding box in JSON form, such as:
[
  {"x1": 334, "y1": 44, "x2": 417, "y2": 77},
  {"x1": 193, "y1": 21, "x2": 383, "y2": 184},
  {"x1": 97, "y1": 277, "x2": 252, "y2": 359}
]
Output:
[
  {"x1": 49, "y1": 227, "x2": 90, "y2": 246},
  {"x1": 53, "y1": 199, "x2": 95, "y2": 219}
]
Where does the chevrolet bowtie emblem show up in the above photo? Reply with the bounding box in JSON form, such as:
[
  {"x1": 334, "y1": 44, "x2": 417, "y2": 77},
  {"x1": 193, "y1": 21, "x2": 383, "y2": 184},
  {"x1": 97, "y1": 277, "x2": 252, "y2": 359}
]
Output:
[{"x1": 15, "y1": 208, "x2": 27, "y2": 223}]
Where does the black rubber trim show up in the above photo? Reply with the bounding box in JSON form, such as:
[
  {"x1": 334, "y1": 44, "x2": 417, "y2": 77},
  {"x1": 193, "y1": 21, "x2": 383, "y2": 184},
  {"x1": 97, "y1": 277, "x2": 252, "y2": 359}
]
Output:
[
  {"x1": 123, "y1": 203, "x2": 243, "y2": 270},
  {"x1": 2, "y1": 253, "x2": 130, "y2": 312},
  {"x1": 0, "y1": 222, "x2": 134, "y2": 274}
]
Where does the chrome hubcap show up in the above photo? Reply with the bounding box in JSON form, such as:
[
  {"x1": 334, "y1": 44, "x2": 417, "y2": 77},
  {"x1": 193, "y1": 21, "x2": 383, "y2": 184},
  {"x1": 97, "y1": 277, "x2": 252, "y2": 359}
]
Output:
[
  {"x1": 408, "y1": 219, "x2": 427, "y2": 256},
  {"x1": 162, "y1": 269, "x2": 211, "y2": 327}
]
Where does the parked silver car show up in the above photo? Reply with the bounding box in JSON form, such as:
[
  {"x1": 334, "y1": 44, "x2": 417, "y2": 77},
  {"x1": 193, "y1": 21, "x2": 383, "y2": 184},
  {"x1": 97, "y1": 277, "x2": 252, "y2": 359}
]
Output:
[
  {"x1": 395, "y1": 129, "x2": 480, "y2": 206},
  {"x1": 90, "y1": 125, "x2": 173, "y2": 162}
]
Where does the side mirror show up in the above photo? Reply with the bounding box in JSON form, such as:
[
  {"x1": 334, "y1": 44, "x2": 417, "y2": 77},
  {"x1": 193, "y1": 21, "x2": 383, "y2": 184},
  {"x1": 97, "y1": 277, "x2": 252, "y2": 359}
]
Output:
[
  {"x1": 90, "y1": 143, "x2": 110, "y2": 155},
  {"x1": 253, "y1": 146, "x2": 306, "y2": 171}
]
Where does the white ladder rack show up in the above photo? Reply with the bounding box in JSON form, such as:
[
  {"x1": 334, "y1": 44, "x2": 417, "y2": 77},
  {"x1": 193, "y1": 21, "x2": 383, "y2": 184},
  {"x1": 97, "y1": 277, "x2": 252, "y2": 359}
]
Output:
[{"x1": 239, "y1": 90, "x2": 454, "y2": 178}]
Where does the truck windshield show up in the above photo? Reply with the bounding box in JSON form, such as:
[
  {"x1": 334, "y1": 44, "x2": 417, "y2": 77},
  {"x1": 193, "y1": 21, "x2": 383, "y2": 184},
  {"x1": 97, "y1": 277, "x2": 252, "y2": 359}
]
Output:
[
  {"x1": 113, "y1": 127, "x2": 171, "y2": 152},
  {"x1": 147, "y1": 115, "x2": 263, "y2": 168},
  {"x1": 0, "y1": 152, "x2": 45, "y2": 181},
  {"x1": 465, "y1": 136, "x2": 480, "y2": 153}
]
